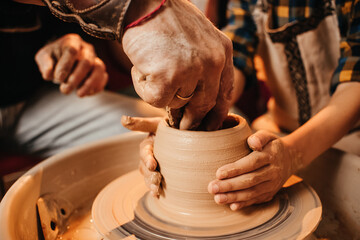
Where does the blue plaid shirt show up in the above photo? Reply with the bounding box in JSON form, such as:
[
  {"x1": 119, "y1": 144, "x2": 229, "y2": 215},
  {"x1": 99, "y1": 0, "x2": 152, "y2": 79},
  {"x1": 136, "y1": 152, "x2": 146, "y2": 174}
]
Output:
[{"x1": 223, "y1": 0, "x2": 360, "y2": 93}]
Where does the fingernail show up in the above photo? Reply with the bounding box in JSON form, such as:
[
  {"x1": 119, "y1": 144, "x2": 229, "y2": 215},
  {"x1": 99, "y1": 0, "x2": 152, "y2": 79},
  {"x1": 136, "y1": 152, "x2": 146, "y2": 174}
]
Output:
[
  {"x1": 211, "y1": 183, "x2": 219, "y2": 193},
  {"x1": 230, "y1": 203, "x2": 240, "y2": 211},
  {"x1": 248, "y1": 136, "x2": 261, "y2": 150},
  {"x1": 121, "y1": 116, "x2": 133, "y2": 126},
  {"x1": 218, "y1": 170, "x2": 228, "y2": 179},
  {"x1": 146, "y1": 160, "x2": 154, "y2": 170},
  {"x1": 214, "y1": 194, "x2": 227, "y2": 203},
  {"x1": 60, "y1": 84, "x2": 71, "y2": 94}
]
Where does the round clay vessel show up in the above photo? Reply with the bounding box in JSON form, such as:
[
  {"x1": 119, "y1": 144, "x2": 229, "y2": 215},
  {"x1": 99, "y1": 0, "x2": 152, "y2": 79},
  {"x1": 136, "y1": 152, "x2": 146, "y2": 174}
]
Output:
[{"x1": 151, "y1": 114, "x2": 253, "y2": 227}]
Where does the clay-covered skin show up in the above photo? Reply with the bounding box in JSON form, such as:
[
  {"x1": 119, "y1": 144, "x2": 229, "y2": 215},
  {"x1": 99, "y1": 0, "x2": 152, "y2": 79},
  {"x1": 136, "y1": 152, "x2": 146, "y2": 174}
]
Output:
[
  {"x1": 35, "y1": 34, "x2": 108, "y2": 97},
  {"x1": 123, "y1": 0, "x2": 234, "y2": 131},
  {"x1": 121, "y1": 115, "x2": 163, "y2": 197},
  {"x1": 121, "y1": 114, "x2": 253, "y2": 199},
  {"x1": 122, "y1": 115, "x2": 301, "y2": 211},
  {"x1": 207, "y1": 82, "x2": 360, "y2": 211},
  {"x1": 208, "y1": 130, "x2": 301, "y2": 211}
]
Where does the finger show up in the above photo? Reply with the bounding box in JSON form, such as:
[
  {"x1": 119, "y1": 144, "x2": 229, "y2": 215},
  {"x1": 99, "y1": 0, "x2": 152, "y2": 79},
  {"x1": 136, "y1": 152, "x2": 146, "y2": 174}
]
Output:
[
  {"x1": 139, "y1": 161, "x2": 161, "y2": 197},
  {"x1": 35, "y1": 49, "x2": 55, "y2": 80},
  {"x1": 215, "y1": 151, "x2": 271, "y2": 180},
  {"x1": 150, "y1": 183, "x2": 160, "y2": 198},
  {"x1": 179, "y1": 79, "x2": 218, "y2": 130},
  {"x1": 60, "y1": 56, "x2": 94, "y2": 94},
  {"x1": 229, "y1": 192, "x2": 275, "y2": 211},
  {"x1": 138, "y1": 161, "x2": 161, "y2": 185},
  {"x1": 150, "y1": 171, "x2": 162, "y2": 186},
  {"x1": 208, "y1": 165, "x2": 272, "y2": 194},
  {"x1": 139, "y1": 135, "x2": 158, "y2": 171},
  {"x1": 76, "y1": 58, "x2": 107, "y2": 97},
  {"x1": 247, "y1": 130, "x2": 278, "y2": 151},
  {"x1": 202, "y1": 43, "x2": 234, "y2": 131},
  {"x1": 121, "y1": 116, "x2": 162, "y2": 133},
  {"x1": 213, "y1": 180, "x2": 275, "y2": 205},
  {"x1": 54, "y1": 44, "x2": 80, "y2": 83},
  {"x1": 76, "y1": 72, "x2": 108, "y2": 97},
  {"x1": 166, "y1": 107, "x2": 183, "y2": 129}
]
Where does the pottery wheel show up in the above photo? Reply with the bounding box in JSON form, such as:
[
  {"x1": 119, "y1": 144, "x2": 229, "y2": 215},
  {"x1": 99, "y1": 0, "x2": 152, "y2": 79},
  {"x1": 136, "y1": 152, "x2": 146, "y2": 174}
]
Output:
[{"x1": 92, "y1": 170, "x2": 322, "y2": 240}]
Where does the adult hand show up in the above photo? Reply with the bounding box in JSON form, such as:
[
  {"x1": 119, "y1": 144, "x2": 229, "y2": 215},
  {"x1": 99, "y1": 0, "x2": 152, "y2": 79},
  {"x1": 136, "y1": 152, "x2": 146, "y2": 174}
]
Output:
[
  {"x1": 121, "y1": 116, "x2": 162, "y2": 197},
  {"x1": 35, "y1": 33, "x2": 108, "y2": 97},
  {"x1": 122, "y1": 0, "x2": 234, "y2": 130},
  {"x1": 208, "y1": 130, "x2": 302, "y2": 210}
]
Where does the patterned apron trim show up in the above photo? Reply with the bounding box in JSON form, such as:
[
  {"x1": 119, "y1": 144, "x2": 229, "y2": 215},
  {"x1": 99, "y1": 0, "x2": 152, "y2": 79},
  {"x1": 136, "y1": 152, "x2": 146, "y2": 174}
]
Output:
[{"x1": 263, "y1": 0, "x2": 333, "y2": 125}]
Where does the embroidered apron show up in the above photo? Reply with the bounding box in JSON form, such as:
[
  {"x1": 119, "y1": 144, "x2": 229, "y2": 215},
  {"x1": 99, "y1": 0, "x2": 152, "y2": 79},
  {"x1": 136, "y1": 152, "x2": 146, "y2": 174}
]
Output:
[{"x1": 253, "y1": 0, "x2": 359, "y2": 154}]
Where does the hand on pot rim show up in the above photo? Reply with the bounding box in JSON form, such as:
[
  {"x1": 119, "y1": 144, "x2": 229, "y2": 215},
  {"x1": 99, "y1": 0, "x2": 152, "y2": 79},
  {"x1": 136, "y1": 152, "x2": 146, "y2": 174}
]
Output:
[{"x1": 122, "y1": 0, "x2": 234, "y2": 131}]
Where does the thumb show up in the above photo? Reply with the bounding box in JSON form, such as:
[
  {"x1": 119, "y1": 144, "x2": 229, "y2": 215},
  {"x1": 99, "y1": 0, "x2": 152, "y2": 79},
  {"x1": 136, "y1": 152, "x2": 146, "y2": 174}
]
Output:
[
  {"x1": 247, "y1": 130, "x2": 278, "y2": 151},
  {"x1": 121, "y1": 116, "x2": 162, "y2": 133}
]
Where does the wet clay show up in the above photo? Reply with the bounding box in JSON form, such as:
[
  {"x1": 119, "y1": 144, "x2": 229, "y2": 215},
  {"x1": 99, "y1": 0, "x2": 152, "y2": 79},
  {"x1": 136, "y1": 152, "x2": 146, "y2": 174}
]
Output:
[
  {"x1": 93, "y1": 170, "x2": 279, "y2": 237},
  {"x1": 152, "y1": 114, "x2": 253, "y2": 227},
  {"x1": 91, "y1": 114, "x2": 322, "y2": 239},
  {"x1": 92, "y1": 170, "x2": 322, "y2": 239}
]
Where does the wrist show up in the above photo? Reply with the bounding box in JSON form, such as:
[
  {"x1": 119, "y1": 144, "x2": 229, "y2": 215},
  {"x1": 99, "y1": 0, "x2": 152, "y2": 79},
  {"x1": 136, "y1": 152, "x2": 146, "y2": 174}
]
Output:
[{"x1": 124, "y1": 0, "x2": 164, "y2": 28}]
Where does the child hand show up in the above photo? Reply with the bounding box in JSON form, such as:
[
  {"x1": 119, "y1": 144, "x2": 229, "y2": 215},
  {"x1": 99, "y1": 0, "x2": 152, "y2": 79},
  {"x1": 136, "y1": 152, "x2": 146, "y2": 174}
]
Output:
[{"x1": 208, "y1": 130, "x2": 301, "y2": 210}]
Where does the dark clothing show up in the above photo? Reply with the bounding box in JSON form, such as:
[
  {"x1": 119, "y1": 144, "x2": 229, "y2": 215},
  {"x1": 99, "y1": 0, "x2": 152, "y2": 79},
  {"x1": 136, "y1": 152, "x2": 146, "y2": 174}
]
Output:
[
  {"x1": 42, "y1": 0, "x2": 132, "y2": 42},
  {"x1": 0, "y1": 1, "x2": 91, "y2": 108},
  {"x1": 0, "y1": 1, "x2": 44, "y2": 107}
]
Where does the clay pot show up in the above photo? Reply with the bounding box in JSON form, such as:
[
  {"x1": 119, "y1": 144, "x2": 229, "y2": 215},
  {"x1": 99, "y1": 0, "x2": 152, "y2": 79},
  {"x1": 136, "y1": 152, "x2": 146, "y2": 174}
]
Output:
[{"x1": 151, "y1": 114, "x2": 252, "y2": 227}]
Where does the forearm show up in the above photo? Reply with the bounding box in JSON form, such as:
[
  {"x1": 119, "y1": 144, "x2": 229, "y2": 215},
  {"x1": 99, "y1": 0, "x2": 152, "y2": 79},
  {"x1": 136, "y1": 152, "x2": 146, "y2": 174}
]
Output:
[{"x1": 282, "y1": 82, "x2": 360, "y2": 168}]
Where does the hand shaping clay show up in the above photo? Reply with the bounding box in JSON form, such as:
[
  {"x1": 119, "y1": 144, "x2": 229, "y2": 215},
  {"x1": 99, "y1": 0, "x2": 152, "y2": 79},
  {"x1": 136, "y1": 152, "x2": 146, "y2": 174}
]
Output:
[
  {"x1": 152, "y1": 114, "x2": 254, "y2": 227},
  {"x1": 91, "y1": 114, "x2": 322, "y2": 239}
]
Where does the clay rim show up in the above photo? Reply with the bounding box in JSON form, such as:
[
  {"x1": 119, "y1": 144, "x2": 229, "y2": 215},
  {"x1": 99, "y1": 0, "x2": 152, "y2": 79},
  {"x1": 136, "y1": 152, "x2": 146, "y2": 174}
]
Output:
[{"x1": 160, "y1": 114, "x2": 249, "y2": 137}]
